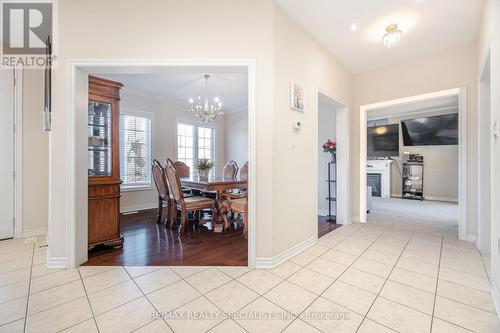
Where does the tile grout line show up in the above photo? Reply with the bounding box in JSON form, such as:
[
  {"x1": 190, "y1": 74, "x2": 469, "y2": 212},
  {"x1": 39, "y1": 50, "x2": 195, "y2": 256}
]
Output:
[
  {"x1": 429, "y1": 235, "x2": 444, "y2": 333},
  {"x1": 278, "y1": 225, "x2": 388, "y2": 333},
  {"x1": 354, "y1": 231, "x2": 416, "y2": 333},
  {"x1": 22, "y1": 242, "x2": 36, "y2": 333},
  {"x1": 181, "y1": 267, "x2": 251, "y2": 332},
  {"x1": 123, "y1": 267, "x2": 178, "y2": 333},
  {"x1": 77, "y1": 269, "x2": 101, "y2": 333}
]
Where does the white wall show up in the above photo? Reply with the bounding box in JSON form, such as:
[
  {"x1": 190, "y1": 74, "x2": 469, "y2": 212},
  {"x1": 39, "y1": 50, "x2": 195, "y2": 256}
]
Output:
[
  {"x1": 49, "y1": 0, "x2": 276, "y2": 263},
  {"x1": 225, "y1": 111, "x2": 248, "y2": 169},
  {"x1": 477, "y1": 0, "x2": 500, "y2": 311},
  {"x1": 317, "y1": 99, "x2": 337, "y2": 215},
  {"x1": 272, "y1": 4, "x2": 353, "y2": 256},
  {"x1": 351, "y1": 42, "x2": 478, "y2": 236},
  {"x1": 118, "y1": 90, "x2": 226, "y2": 213},
  {"x1": 22, "y1": 70, "x2": 49, "y2": 235}
]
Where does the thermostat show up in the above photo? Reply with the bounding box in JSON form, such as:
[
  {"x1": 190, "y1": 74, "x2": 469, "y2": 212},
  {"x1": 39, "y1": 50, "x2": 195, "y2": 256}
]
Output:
[{"x1": 293, "y1": 121, "x2": 302, "y2": 129}]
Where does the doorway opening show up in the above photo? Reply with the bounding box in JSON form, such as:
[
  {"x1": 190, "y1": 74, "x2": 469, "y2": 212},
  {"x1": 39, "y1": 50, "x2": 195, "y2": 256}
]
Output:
[
  {"x1": 67, "y1": 60, "x2": 256, "y2": 268},
  {"x1": 359, "y1": 88, "x2": 467, "y2": 238},
  {"x1": 316, "y1": 91, "x2": 348, "y2": 238},
  {"x1": 0, "y1": 68, "x2": 23, "y2": 240}
]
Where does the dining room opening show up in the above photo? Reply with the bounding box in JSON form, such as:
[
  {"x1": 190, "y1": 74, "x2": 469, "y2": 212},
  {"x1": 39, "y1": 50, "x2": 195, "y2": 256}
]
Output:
[{"x1": 84, "y1": 66, "x2": 249, "y2": 266}]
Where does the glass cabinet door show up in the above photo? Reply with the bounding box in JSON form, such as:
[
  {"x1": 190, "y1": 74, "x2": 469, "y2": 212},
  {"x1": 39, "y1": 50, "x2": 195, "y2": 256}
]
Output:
[{"x1": 88, "y1": 101, "x2": 112, "y2": 177}]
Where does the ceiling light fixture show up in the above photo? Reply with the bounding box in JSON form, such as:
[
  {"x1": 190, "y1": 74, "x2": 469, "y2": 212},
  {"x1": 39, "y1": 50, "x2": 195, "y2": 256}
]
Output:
[
  {"x1": 383, "y1": 24, "x2": 402, "y2": 48},
  {"x1": 188, "y1": 74, "x2": 223, "y2": 123},
  {"x1": 350, "y1": 23, "x2": 358, "y2": 32}
]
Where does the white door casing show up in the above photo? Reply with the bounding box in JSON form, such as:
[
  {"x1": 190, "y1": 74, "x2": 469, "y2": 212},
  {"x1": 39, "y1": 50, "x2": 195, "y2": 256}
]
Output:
[{"x1": 0, "y1": 69, "x2": 15, "y2": 240}]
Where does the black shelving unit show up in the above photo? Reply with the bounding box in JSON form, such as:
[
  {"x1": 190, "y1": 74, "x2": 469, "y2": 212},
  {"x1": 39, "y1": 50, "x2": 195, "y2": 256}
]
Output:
[{"x1": 326, "y1": 160, "x2": 337, "y2": 222}]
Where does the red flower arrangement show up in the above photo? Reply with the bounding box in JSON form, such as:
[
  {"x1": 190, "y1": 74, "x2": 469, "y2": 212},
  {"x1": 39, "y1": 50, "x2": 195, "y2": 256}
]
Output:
[{"x1": 322, "y1": 139, "x2": 337, "y2": 154}]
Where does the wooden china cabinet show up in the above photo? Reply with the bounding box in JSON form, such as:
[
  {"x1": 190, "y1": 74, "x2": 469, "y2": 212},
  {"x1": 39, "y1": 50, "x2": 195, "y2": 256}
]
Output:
[{"x1": 87, "y1": 76, "x2": 124, "y2": 250}]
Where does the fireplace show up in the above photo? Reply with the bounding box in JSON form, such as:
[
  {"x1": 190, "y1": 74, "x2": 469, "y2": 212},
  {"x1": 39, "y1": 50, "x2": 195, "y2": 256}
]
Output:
[{"x1": 367, "y1": 173, "x2": 382, "y2": 197}]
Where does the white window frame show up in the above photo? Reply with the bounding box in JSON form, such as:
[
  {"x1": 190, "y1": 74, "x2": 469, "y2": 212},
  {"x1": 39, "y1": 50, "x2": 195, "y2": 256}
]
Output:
[
  {"x1": 175, "y1": 118, "x2": 217, "y2": 170},
  {"x1": 120, "y1": 108, "x2": 153, "y2": 191}
]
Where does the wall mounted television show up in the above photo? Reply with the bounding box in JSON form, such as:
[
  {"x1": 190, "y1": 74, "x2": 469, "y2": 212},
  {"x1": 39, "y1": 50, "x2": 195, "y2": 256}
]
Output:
[
  {"x1": 401, "y1": 113, "x2": 458, "y2": 146},
  {"x1": 367, "y1": 124, "x2": 399, "y2": 158}
]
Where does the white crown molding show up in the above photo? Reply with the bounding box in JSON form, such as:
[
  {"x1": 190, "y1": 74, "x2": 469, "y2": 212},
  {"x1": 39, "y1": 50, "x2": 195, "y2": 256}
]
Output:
[
  {"x1": 121, "y1": 87, "x2": 187, "y2": 107},
  {"x1": 122, "y1": 86, "x2": 245, "y2": 114},
  {"x1": 255, "y1": 236, "x2": 317, "y2": 269},
  {"x1": 368, "y1": 105, "x2": 459, "y2": 121}
]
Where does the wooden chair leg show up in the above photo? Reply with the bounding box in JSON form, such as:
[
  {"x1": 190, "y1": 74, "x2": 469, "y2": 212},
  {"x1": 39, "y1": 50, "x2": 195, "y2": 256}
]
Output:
[
  {"x1": 169, "y1": 202, "x2": 176, "y2": 228},
  {"x1": 179, "y1": 207, "x2": 187, "y2": 233},
  {"x1": 156, "y1": 197, "x2": 163, "y2": 223},
  {"x1": 164, "y1": 199, "x2": 170, "y2": 226},
  {"x1": 243, "y1": 203, "x2": 248, "y2": 239},
  {"x1": 210, "y1": 205, "x2": 216, "y2": 229}
]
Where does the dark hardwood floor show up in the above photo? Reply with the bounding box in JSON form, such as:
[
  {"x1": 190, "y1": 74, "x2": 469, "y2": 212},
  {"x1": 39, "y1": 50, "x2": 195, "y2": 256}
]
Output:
[
  {"x1": 84, "y1": 209, "x2": 248, "y2": 266},
  {"x1": 318, "y1": 215, "x2": 341, "y2": 237},
  {"x1": 84, "y1": 211, "x2": 340, "y2": 267}
]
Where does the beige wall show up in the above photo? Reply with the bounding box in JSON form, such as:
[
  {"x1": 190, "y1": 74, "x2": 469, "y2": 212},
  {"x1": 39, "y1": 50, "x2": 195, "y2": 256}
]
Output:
[
  {"x1": 118, "y1": 90, "x2": 226, "y2": 213},
  {"x1": 225, "y1": 111, "x2": 248, "y2": 169},
  {"x1": 22, "y1": 70, "x2": 49, "y2": 234},
  {"x1": 50, "y1": 0, "x2": 276, "y2": 261},
  {"x1": 351, "y1": 42, "x2": 478, "y2": 235},
  {"x1": 477, "y1": 0, "x2": 500, "y2": 309},
  {"x1": 272, "y1": 5, "x2": 353, "y2": 256}
]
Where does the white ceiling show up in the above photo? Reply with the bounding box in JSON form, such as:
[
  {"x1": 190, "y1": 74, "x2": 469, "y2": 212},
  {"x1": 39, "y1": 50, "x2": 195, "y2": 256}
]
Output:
[
  {"x1": 101, "y1": 67, "x2": 248, "y2": 114},
  {"x1": 367, "y1": 94, "x2": 458, "y2": 120},
  {"x1": 275, "y1": 0, "x2": 484, "y2": 73}
]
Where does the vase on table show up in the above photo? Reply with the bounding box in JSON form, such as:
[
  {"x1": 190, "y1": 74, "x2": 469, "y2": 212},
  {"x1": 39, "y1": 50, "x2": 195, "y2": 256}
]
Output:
[{"x1": 198, "y1": 169, "x2": 210, "y2": 181}]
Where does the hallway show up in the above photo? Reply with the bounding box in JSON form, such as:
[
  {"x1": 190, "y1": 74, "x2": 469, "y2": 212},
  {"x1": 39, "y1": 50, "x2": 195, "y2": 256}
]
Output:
[{"x1": 0, "y1": 221, "x2": 497, "y2": 332}]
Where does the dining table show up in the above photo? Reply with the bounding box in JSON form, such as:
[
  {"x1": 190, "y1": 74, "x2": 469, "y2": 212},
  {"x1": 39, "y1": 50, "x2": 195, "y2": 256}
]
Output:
[{"x1": 180, "y1": 174, "x2": 247, "y2": 232}]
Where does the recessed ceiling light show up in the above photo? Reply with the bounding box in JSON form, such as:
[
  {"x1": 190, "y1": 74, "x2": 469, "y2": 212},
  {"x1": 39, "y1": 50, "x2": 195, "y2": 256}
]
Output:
[
  {"x1": 350, "y1": 24, "x2": 358, "y2": 32},
  {"x1": 383, "y1": 24, "x2": 402, "y2": 48}
]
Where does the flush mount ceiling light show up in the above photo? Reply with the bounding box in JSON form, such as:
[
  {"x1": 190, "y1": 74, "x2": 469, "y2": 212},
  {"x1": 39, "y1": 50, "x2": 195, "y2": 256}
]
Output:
[{"x1": 383, "y1": 24, "x2": 402, "y2": 48}]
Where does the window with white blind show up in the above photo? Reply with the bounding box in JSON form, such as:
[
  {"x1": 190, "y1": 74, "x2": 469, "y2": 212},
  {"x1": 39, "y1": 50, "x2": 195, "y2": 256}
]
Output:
[
  {"x1": 176, "y1": 122, "x2": 215, "y2": 171},
  {"x1": 120, "y1": 112, "x2": 152, "y2": 189}
]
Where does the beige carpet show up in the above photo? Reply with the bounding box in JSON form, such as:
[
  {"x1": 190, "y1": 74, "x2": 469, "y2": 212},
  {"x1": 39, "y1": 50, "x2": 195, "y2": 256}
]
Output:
[{"x1": 368, "y1": 197, "x2": 458, "y2": 236}]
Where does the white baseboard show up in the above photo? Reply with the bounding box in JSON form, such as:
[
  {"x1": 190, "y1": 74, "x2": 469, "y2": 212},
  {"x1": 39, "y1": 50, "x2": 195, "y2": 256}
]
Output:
[
  {"x1": 491, "y1": 281, "x2": 500, "y2": 321},
  {"x1": 22, "y1": 227, "x2": 47, "y2": 238},
  {"x1": 47, "y1": 257, "x2": 67, "y2": 268},
  {"x1": 466, "y1": 234, "x2": 477, "y2": 242},
  {"x1": 350, "y1": 216, "x2": 363, "y2": 223},
  {"x1": 318, "y1": 209, "x2": 336, "y2": 217},
  {"x1": 424, "y1": 196, "x2": 459, "y2": 203},
  {"x1": 255, "y1": 236, "x2": 317, "y2": 269},
  {"x1": 120, "y1": 203, "x2": 158, "y2": 214},
  {"x1": 389, "y1": 193, "x2": 458, "y2": 203}
]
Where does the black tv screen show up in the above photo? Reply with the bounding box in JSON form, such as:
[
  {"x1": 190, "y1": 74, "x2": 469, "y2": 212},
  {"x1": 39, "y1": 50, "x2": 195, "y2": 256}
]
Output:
[
  {"x1": 367, "y1": 124, "x2": 399, "y2": 158},
  {"x1": 401, "y1": 113, "x2": 458, "y2": 146}
]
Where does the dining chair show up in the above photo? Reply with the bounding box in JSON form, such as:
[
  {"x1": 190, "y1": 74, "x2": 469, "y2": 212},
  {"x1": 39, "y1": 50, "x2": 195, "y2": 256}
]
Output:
[
  {"x1": 173, "y1": 160, "x2": 196, "y2": 196},
  {"x1": 223, "y1": 160, "x2": 239, "y2": 179},
  {"x1": 173, "y1": 161, "x2": 190, "y2": 177},
  {"x1": 165, "y1": 159, "x2": 216, "y2": 233},
  {"x1": 221, "y1": 192, "x2": 248, "y2": 239},
  {"x1": 151, "y1": 159, "x2": 174, "y2": 226},
  {"x1": 239, "y1": 161, "x2": 248, "y2": 180}
]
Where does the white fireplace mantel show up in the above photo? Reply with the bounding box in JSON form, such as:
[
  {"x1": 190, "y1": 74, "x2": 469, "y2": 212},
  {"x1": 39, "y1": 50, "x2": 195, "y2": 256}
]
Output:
[{"x1": 367, "y1": 160, "x2": 393, "y2": 197}]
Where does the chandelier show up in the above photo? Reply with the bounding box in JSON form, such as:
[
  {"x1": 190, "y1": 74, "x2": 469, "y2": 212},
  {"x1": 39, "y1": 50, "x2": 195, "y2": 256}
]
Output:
[{"x1": 188, "y1": 74, "x2": 223, "y2": 123}]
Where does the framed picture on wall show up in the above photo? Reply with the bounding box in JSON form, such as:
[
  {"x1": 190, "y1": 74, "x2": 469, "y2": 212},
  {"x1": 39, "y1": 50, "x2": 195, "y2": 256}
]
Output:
[{"x1": 290, "y1": 81, "x2": 305, "y2": 112}]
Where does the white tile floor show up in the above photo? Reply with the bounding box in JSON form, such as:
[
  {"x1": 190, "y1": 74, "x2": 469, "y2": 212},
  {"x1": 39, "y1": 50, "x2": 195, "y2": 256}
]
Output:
[{"x1": 0, "y1": 223, "x2": 499, "y2": 333}]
